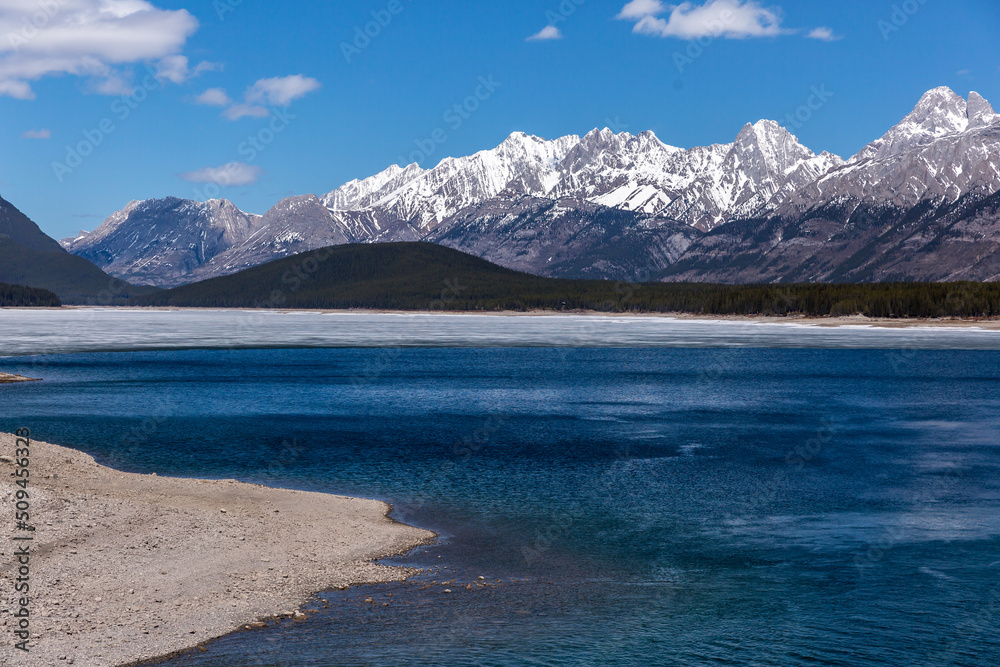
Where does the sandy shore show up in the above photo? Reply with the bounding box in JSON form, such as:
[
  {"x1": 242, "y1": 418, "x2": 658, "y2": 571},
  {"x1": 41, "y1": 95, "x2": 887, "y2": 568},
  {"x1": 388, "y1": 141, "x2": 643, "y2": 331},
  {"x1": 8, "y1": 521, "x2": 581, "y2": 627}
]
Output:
[
  {"x1": 0, "y1": 374, "x2": 40, "y2": 384},
  {"x1": 0, "y1": 433, "x2": 435, "y2": 666}
]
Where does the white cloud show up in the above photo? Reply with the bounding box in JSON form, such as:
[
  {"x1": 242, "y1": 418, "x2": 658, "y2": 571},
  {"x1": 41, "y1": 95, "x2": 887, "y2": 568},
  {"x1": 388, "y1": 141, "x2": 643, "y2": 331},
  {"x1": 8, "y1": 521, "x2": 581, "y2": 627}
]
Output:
[
  {"x1": 195, "y1": 87, "x2": 232, "y2": 107},
  {"x1": 91, "y1": 74, "x2": 134, "y2": 96},
  {"x1": 0, "y1": 80, "x2": 32, "y2": 99},
  {"x1": 806, "y1": 26, "x2": 841, "y2": 41},
  {"x1": 22, "y1": 128, "x2": 51, "y2": 139},
  {"x1": 0, "y1": 0, "x2": 199, "y2": 99},
  {"x1": 222, "y1": 103, "x2": 271, "y2": 121},
  {"x1": 527, "y1": 26, "x2": 563, "y2": 41},
  {"x1": 155, "y1": 55, "x2": 219, "y2": 84},
  {"x1": 616, "y1": 0, "x2": 666, "y2": 20},
  {"x1": 213, "y1": 75, "x2": 320, "y2": 121},
  {"x1": 245, "y1": 75, "x2": 321, "y2": 106},
  {"x1": 179, "y1": 162, "x2": 263, "y2": 187},
  {"x1": 619, "y1": 0, "x2": 785, "y2": 39}
]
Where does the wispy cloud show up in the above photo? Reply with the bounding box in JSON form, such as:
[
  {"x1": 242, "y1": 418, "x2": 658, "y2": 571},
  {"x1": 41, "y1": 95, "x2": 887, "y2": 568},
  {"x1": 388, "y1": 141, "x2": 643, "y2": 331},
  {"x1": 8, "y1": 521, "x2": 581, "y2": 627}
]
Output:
[
  {"x1": 0, "y1": 0, "x2": 199, "y2": 99},
  {"x1": 222, "y1": 103, "x2": 271, "y2": 121},
  {"x1": 21, "y1": 128, "x2": 51, "y2": 139},
  {"x1": 806, "y1": 27, "x2": 842, "y2": 41},
  {"x1": 195, "y1": 88, "x2": 233, "y2": 107},
  {"x1": 212, "y1": 75, "x2": 321, "y2": 121},
  {"x1": 245, "y1": 75, "x2": 321, "y2": 106},
  {"x1": 527, "y1": 26, "x2": 563, "y2": 41},
  {"x1": 179, "y1": 162, "x2": 263, "y2": 187},
  {"x1": 617, "y1": 0, "x2": 786, "y2": 39},
  {"x1": 90, "y1": 74, "x2": 134, "y2": 96},
  {"x1": 155, "y1": 55, "x2": 220, "y2": 84}
]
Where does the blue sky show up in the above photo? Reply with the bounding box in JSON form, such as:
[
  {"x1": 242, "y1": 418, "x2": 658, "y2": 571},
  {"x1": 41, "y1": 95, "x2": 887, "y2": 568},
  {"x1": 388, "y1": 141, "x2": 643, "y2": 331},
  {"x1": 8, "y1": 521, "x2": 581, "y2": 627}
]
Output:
[{"x1": 1, "y1": 0, "x2": 998, "y2": 240}]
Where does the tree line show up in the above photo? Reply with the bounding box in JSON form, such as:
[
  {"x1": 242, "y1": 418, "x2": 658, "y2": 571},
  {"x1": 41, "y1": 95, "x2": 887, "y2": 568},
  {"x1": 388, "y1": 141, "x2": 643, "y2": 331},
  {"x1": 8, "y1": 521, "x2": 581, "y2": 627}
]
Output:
[
  {"x1": 132, "y1": 243, "x2": 1000, "y2": 318},
  {"x1": 0, "y1": 283, "x2": 61, "y2": 308}
]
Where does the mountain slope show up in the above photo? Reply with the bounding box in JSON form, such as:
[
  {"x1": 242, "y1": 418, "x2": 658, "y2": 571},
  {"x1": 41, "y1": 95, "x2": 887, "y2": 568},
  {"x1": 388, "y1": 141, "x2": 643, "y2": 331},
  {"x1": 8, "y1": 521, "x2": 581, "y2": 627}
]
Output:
[
  {"x1": 659, "y1": 89, "x2": 1000, "y2": 284},
  {"x1": 63, "y1": 195, "x2": 423, "y2": 288},
  {"x1": 427, "y1": 194, "x2": 701, "y2": 280},
  {"x1": 538, "y1": 123, "x2": 843, "y2": 230},
  {"x1": 343, "y1": 132, "x2": 582, "y2": 233},
  {"x1": 775, "y1": 88, "x2": 1000, "y2": 215},
  {"x1": 0, "y1": 196, "x2": 67, "y2": 253},
  {"x1": 0, "y1": 197, "x2": 156, "y2": 303},
  {"x1": 61, "y1": 197, "x2": 264, "y2": 288},
  {"x1": 659, "y1": 191, "x2": 1000, "y2": 284}
]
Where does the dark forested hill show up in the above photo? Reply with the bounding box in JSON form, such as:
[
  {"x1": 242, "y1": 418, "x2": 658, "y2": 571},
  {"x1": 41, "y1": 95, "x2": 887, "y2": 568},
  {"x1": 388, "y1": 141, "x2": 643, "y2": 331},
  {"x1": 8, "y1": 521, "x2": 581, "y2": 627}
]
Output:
[{"x1": 132, "y1": 242, "x2": 1000, "y2": 318}]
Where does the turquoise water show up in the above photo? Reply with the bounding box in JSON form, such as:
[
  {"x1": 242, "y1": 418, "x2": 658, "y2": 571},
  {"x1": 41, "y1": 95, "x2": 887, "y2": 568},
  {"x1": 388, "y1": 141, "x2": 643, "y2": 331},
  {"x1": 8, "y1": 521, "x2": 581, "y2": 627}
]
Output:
[{"x1": 2, "y1": 314, "x2": 1000, "y2": 665}]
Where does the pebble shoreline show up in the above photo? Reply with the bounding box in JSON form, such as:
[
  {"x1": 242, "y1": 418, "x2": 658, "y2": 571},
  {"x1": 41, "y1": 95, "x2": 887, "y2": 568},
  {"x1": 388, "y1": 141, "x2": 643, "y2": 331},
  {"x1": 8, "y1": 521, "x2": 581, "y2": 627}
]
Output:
[
  {"x1": 0, "y1": 374, "x2": 40, "y2": 384},
  {"x1": 0, "y1": 433, "x2": 435, "y2": 666}
]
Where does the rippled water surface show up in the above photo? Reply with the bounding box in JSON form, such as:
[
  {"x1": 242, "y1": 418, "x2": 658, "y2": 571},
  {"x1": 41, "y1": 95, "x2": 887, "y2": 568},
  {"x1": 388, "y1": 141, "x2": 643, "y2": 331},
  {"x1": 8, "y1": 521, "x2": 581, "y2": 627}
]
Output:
[{"x1": 1, "y1": 310, "x2": 999, "y2": 665}]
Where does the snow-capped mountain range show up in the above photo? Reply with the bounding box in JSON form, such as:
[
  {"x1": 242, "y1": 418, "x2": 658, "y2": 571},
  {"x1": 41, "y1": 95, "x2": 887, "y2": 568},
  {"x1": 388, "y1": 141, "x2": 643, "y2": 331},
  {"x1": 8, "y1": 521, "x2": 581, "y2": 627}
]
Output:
[{"x1": 62, "y1": 87, "x2": 1000, "y2": 286}]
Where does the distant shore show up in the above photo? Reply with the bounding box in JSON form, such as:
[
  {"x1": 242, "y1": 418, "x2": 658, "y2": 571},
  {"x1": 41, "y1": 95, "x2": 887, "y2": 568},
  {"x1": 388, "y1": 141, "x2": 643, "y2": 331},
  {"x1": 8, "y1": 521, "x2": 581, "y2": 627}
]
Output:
[
  {"x1": 0, "y1": 373, "x2": 40, "y2": 383},
  {"x1": 0, "y1": 434, "x2": 434, "y2": 667},
  {"x1": 51, "y1": 305, "x2": 1000, "y2": 330}
]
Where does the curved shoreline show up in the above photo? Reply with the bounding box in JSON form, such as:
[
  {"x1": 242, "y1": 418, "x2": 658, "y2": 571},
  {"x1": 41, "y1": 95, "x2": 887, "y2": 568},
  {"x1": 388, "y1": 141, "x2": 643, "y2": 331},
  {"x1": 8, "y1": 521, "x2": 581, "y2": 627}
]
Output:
[{"x1": 0, "y1": 433, "x2": 436, "y2": 667}]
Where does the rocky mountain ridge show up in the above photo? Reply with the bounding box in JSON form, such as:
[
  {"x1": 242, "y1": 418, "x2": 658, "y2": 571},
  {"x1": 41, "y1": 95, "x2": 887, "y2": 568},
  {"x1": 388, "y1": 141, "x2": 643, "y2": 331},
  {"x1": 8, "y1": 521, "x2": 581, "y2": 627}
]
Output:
[{"x1": 61, "y1": 87, "x2": 1000, "y2": 286}]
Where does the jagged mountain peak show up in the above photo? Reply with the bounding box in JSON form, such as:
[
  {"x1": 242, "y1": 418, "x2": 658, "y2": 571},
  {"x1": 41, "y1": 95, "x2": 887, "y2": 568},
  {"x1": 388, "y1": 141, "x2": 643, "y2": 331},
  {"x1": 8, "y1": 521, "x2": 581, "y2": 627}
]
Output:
[
  {"x1": 579, "y1": 127, "x2": 629, "y2": 146},
  {"x1": 906, "y1": 86, "x2": 969, "y2": 132},
  {"x1": 204, "y1": 198, "x2": 250, "y2": 213},
  {"x1": 563, "y1": 127, "x2": 676, "y2": 164},
  {"x1": 499, "y1": 130, "x2": 543, "y2": 145},
  {"x1": 262, "y1": 193, "x2": 321, "y2": 218},
  {"x1": 64, "y1": 87, "x2": 1000, "y2": 287},
  {"x1": 913, "y1": 86, "x2": 967, "y2": 113},
  {"x1": 736, "y1": 119, "x2": 801, "y2": 149},
  {"x1": 732, "y1": 120, "x2": 823, "y2": 171},
  {"x1": 779, "y1": 87, "x2": 1000, "y2": 216},
  {"x1": 342, "y1": 131, "x2": 582, "y2": 230},
  {"x1": 741, "y1": 118, "x2": 781, "y2": 134},
  {"x1": 59, "y1": 195, "x2": 264, "y2": 287},
  {"x1": 269, "y1": 193, "x2": 323, "y2": 207},
  {"x1": 967, "y1": 90, "x2": 998, "y2": 129},
  {"x1": 488, "y1": 130, "x2": 579, "y2": 161},
  {"x1": 323, "y1": 162, "x2": 426, "y2": 211},
  {"x1": 258, "y1": 194, "x2": 345, "y2": 240},
  {"x1": 854, "y1": 87, "x2": 974, "y2": 163},
  {"x1": 586, "y1": 127, "x2": 615, "y2": 138}
]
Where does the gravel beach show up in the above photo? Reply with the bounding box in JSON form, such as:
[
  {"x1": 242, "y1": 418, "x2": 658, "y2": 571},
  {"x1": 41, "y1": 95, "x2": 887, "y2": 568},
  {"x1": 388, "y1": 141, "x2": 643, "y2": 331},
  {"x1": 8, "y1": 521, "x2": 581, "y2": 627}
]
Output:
[
  {"x1": 0, "y1": 433, "x2": 435, "y2": 666},
  {"x1": 0, "y1": 374, "x2": 40, "y2": 384}
]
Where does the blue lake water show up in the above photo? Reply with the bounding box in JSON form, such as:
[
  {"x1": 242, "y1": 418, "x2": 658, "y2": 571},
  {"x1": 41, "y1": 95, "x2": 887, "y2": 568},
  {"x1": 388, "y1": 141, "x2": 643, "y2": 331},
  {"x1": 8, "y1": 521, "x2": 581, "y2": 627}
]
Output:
[{"x1": 2, "y1": 311, "x2": 1000, "y2": 665}]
